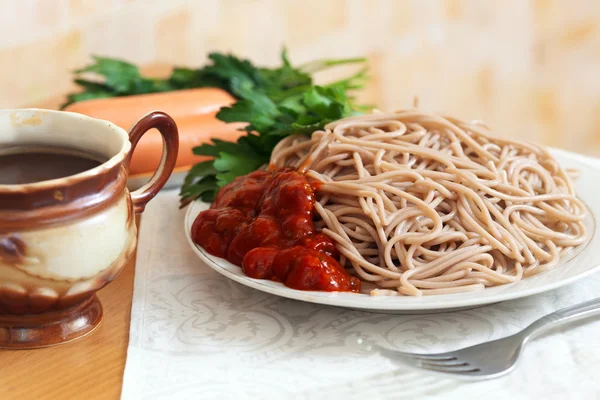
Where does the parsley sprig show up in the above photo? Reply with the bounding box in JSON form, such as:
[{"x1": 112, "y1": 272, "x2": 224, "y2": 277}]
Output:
[
  {"x1": 181, "y1": 53, "x2": 367, "y2": 205},
  {"x1": 183, "y1": 84, "x2": 361, "y2": 204},
  {"x1": 62, "y1": 50, "x2": 369, "y2": 205}
]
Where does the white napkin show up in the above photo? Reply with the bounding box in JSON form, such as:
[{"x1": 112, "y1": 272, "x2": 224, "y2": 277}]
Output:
[{"x1": 122, "y1": 190, "x2": 600, "y2": 400}]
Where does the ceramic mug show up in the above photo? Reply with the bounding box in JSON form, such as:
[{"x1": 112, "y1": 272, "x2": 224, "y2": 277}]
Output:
[{"x1": 0, "y1": 109, "x2": 178, "y2": 348}]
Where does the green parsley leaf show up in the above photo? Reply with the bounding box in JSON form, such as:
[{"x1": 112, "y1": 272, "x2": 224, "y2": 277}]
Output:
[
  {"x1": 213, "y1": 152, "x2": 266, "y2": 186},
  {"x1": 75, "y1": 56, "x2": 142, "y2": 92},
  {"x1": 180, "y1": 175, "x2": 219, "y2": 205}
]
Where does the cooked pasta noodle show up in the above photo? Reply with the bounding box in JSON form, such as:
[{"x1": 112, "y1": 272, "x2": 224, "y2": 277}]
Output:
[{"x1": 270, "y1": 110, "x2": 587, "y2": 296}]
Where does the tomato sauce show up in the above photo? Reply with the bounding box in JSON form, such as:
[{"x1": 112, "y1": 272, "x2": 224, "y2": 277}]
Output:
[{"x1": 191, "y1": 169, "x2": 360, "y2": 293}]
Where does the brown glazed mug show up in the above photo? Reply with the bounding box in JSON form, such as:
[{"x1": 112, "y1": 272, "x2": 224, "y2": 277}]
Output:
[{"x1": 0, "y1": 109, "x2": 178, "y2": 348}]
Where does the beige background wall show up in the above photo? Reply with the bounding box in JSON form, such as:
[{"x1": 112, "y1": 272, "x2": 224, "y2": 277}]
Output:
[{"x1": 2, "y1": 0, "x2": 600, "y2": 154}]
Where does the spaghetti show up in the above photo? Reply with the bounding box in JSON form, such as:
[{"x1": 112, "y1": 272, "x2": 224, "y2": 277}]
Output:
[{"x1": 270, "y1": 110, "x2": 587, "y2": 296}]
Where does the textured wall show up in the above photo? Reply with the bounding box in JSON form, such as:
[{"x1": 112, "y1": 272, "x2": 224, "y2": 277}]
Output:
[{"x1": 2, "y1": 0, "x2": 600, "y2": 154}]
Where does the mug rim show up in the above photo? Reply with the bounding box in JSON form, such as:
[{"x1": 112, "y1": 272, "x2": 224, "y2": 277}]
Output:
[{"x1": 0, "y1": 108, "x2": 131, "y2": 191}]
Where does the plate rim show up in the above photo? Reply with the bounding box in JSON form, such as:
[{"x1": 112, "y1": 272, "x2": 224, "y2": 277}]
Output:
[{"x1": 183, "y1": 149, "x2": 600, "y2": 311}]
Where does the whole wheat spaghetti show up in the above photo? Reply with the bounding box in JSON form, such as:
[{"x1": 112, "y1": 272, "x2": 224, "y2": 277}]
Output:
[{"x1": 270, "y1": 110, "x2": 587, "y2": 296}]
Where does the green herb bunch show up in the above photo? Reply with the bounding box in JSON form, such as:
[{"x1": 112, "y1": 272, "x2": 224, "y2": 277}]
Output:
[{"x1": 63, "y1": 50, "x2": 369, "y2": 205}]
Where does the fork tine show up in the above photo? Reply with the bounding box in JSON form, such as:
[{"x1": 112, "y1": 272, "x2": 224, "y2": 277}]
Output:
[
  {"x1": 379, "y1": 348, "x2": 456, "y2": 361},
  {"x1": 416, "y1": 359, "x2": 467, "y2": 366},
  {"x1": 409, "y1": 354, "x2": 457, "y2": 361},
  {"x1": 418, "y1": 363, "x2": 481, "y2": 373}
]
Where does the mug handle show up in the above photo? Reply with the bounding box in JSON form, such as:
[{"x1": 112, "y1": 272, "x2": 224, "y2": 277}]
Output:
[{"x1": 127, "y1": 111, "x2": 179, "y2": 213}]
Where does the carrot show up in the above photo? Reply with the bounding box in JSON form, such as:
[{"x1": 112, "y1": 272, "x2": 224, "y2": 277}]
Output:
[
  {"x1": 127, "y1": 114, "x2": 246, "y2": 176},
  {"x1": 64, "y1": 87, "x2": 236, "y2": 130},
  {"x1": 63, "y1": 88, "x2": 244, "y2": 175}
]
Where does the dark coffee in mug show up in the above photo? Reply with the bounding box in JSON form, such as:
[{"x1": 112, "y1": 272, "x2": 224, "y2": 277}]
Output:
[{"x1": 0, "y1": 147, "x2": 104, "y2": 185}]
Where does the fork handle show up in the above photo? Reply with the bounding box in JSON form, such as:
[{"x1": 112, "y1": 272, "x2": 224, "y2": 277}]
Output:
[{"x1": 522, "y1": 297, "x2": 600, "y2": 341}]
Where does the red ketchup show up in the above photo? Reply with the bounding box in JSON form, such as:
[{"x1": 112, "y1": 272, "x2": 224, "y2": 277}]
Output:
[{"x1": 191, "y1": 169, "x2": 360, "y2": 293}]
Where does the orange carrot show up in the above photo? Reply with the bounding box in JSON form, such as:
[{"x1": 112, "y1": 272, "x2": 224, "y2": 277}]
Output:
[
  {"x1": 64, "y1": 88, "x2": 236, "y2": 130},
  {"x1": 128, "y1": 114, "x2": 246, "y2": 176},
  {"x1": 64, "y1": 88, "x2": 245, "y2": 175}
]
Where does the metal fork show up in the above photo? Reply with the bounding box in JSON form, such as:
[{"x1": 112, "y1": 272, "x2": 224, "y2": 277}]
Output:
[{"x1": 362, "y1": 297, "x2": 600, "y2": 380}]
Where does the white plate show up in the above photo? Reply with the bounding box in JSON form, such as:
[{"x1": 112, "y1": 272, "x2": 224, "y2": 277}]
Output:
[{"x1": 184, "y1": 149, "x2": 599, "y2": 313}]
